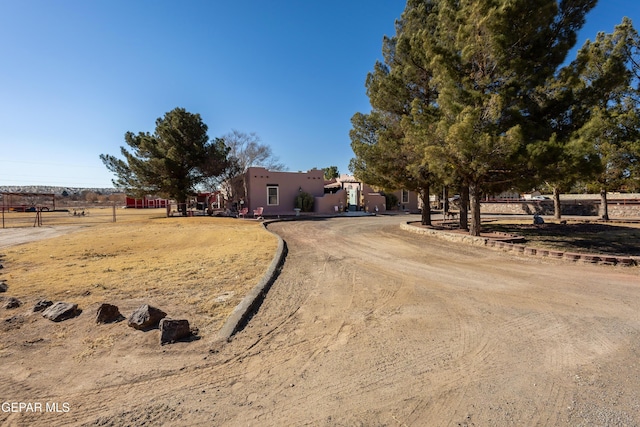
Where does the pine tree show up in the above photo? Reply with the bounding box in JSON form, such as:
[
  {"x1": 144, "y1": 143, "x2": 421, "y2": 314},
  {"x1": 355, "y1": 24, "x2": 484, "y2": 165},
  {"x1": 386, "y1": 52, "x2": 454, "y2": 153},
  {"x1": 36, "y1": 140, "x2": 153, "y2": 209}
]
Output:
[
  {"x1": 431, "y1": 0, "x2": 596, "y2": 235},
  {"x1": 350, "y1": 1, "x2": 441, "y2": 226},
  {"x1": 100, "y1": 107, "x2": 230, "y2": 216},
  {"x1": 572, "y1": 18, "x2": 640, "y2": 219}
]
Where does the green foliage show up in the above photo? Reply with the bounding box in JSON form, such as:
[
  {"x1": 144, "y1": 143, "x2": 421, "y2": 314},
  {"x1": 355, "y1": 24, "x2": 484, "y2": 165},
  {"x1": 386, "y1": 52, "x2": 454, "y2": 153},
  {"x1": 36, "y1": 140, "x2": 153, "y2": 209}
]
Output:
[
  {"x1": 383, "y1": 192, "x2": 398, "y2": 210},
  {"x1": 100, "y1": 107, "x2": 230, "y2": 213},
  {"x1": 323, "y1": 166, "x2": 339, "y2": 180},
  {"x1": 349, "y1": 4, "x2": 441, "y2": 225},
  {"x1": 294, "y1": 191, "x2": 314, "y2": 212},
  {"x1": 350, "y1": 0, "x2": 618, "y2": 234},
  {"x1": 574, "y1": 19, "x2": 640, "y2": 193}
]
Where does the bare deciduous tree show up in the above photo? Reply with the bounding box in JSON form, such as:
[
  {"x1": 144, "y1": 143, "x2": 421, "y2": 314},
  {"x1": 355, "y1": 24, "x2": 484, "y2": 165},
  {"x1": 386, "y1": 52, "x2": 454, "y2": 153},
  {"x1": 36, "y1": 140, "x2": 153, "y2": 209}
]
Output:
[
  {"x1": 223, "y1": 130, "x2": 285, "y2": 172},
  {"x1": 204, "y1": 130, "x2": 285, "y2": 211}
]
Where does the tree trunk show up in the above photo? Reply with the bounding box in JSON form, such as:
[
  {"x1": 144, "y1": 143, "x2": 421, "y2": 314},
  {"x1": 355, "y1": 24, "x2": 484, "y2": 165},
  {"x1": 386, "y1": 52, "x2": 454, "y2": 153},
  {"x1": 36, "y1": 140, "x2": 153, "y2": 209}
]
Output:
[
  {"x1": 442, "y1": 186, "x2": 449, "y2": 219},
  {"x1": 459, "y1": 185, "x2": 469, "y2": 231},
  {"x1": 469, "y1": 182, "x2": 482, "y2": 237},
  {"x1": 600, "y1": 188, "x2": 609, "y2": 220},
  {"x1": 553, "y1": 187, "x2": 561, "y2": 220},
  {"x1": 179, "y1": 198, "x2": 187, "y2": 216},
  {"x1": 420, "y1": 185, "x2": 431, "y2": 226},
  {"x1": 242, "y1": 174, "x2": 249, "y2": 211}
]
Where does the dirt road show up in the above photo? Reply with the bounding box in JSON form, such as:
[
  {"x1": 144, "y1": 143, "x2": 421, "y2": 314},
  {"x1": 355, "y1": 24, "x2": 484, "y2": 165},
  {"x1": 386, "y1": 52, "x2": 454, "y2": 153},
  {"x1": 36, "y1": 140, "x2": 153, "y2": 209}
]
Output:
[
  {"x1": 0, "y1": 226, "x2": 85, "y2": 249},
  {"x1": 3, "y1": 215, "x2": 640, "y2": 426}
]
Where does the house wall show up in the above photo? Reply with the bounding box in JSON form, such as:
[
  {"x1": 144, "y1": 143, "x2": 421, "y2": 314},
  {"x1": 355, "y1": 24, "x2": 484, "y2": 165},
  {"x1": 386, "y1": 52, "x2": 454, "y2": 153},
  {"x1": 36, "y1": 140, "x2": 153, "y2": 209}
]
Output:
[
  {"x1": 389, "y1": 189, "x2": 420, "y2": 212},
  {"x1": 334, "y1": 176, "x2": 421, "y2": 213},
  {"x1": 359, "y1": 183, "x2": 386, "y2": 213},
  {"x1": 315, "y1": 189, "x2": 347, "y2": 214},
  {"x1": 245, "y1": 167, "x2": 325, "y2": 216},
  {"x1": 362, "y1": 193, "x2": 386, "y2": 213}
]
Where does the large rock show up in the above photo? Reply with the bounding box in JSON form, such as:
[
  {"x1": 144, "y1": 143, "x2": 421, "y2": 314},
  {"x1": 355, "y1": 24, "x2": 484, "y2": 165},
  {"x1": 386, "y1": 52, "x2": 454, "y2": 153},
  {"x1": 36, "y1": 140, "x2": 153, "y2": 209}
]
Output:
[
  {"x1": 42, "y1": 302, "x2": 81, "y2": 322},
  {"x1": 4, "y1": 297, "x2": 21, "y2": 309},
  {"x1": 127, "y1": 304, "x2": 166, "y2": 330},
  {"x1": 33, "y1": 300, "x2": 53, "y2": 312},
  {"x1": 160, "y1": 318, "x2": 191, "y2": 344},
  {"x1": 96, "y1": 303, "x2": 124, "y2": 324},
  {"x1": 0, "y1": 281, "x2": 7, "y2": 293}
]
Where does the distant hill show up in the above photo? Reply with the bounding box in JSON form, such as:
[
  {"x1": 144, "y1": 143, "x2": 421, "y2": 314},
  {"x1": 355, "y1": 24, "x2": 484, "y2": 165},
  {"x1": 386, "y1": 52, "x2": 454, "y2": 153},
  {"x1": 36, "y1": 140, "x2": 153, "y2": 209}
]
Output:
[{"x1": 0, "y1": 186, "x2": 123, "y2": 195}]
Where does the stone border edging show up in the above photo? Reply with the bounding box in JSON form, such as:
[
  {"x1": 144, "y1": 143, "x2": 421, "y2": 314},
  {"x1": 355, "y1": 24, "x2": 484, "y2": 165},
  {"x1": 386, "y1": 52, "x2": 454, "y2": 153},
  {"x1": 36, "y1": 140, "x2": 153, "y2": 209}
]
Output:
[
  {"x1": 215, "y1": 221, "x2": 287, "y2": 343},
  {"x1": 213, "y1": 214, "x2": 375, "y2": 344},
  {"x1": 400, "y1": 222, "x2": 639, "y2": 267}
]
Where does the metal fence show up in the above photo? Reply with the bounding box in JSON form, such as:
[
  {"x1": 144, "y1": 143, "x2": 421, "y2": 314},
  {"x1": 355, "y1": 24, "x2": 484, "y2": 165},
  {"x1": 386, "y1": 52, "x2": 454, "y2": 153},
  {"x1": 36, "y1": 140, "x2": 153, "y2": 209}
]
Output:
[{"x1": 0, "y1": 205, "x2": 174, "y2": 228}]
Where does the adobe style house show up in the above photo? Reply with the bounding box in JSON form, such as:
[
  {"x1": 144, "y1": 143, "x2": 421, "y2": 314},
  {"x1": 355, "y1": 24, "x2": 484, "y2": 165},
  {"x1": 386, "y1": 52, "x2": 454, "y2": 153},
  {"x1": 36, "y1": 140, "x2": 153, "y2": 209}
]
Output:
[
  {"x1": 242, "y1": 167, "x2": 421, "y2": 216},
  {"x1": 335, "y1": 174, "x2": 421, "y2": 213},
  {"x1": 391, "y1": 188, "x2": 421, "y2": 212},
  {"x1": 244, "y1": 167, "x2": 327, "y2": 216}
]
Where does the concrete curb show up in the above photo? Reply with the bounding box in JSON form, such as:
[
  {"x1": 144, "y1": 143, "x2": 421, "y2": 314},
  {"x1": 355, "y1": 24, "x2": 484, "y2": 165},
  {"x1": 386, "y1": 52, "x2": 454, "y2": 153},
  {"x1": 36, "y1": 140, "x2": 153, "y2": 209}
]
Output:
[
  {"x1": 213, "y1": 214, "x2": 382, "y2": 344},
  {"x1": 401, "y1": 222, "x2": 639, "y2": 267},
  {"x1": 214, "y1": 221, "x2": 287, "y2": 343}
]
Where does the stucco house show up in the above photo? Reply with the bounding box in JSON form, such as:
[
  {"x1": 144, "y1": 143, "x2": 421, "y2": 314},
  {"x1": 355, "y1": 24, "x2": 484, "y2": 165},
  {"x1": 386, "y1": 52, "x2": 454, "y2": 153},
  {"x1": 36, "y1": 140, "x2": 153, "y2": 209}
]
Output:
[
  {"x1": 335, "y1": 174, "x2": 421, "y2": 213},
  {"x1": 242, "y1": 167, "x2": 421, "y2": 216},
  {"x1": 243, "y1": 167, "x2": 328, "y2": 216}
]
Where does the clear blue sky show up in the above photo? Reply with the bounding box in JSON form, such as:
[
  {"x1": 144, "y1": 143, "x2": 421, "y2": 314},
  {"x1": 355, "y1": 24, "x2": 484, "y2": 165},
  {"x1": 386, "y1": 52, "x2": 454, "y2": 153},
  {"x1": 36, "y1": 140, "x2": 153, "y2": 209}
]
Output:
[{"x1": 0, "y1": 1, "x2": 638, "y2": 188}]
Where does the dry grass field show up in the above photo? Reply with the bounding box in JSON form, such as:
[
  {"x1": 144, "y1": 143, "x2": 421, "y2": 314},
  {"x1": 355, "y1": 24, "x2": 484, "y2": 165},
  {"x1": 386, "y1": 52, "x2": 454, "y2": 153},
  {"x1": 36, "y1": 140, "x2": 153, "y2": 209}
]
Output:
[{"x1": 1, "y1": 209, "x2": 278, "y2": 338}]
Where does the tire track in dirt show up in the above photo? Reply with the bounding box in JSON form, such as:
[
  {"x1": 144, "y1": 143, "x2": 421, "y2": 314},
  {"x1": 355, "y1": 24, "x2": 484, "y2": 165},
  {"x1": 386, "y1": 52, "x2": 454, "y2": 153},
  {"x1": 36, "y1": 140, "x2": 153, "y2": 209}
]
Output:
[
  {"x1": 5, "y1": 215, "x2": 640, "y2": 426},
  {"x1": 241, "y1": 218, "x2": 484, "y2": 425},
  {"x1": 256, "y1": 216, "x2": 640, "y2": 426}
]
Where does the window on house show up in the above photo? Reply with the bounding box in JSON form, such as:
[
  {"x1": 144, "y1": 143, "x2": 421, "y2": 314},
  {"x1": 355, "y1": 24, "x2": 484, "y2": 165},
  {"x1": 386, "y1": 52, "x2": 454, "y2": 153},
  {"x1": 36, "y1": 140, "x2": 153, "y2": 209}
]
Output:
[
  {"x1": 402, "y1": 189, "x2": 409, "y2": 204},
  {"x1": 267, "y1": 186, "x2": 279, "y2": 206}
]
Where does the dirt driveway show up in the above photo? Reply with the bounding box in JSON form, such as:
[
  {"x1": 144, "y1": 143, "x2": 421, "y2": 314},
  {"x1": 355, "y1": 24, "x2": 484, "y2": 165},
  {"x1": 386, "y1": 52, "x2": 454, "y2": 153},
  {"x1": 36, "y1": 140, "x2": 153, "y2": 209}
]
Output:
[{"x1": 3, "y1": 215, "x2": 640, "y2": 426}]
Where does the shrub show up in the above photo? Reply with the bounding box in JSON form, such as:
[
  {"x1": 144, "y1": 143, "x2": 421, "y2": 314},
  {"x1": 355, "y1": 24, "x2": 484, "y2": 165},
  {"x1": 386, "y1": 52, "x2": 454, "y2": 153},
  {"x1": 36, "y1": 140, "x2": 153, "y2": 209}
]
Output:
[
  {"x1": 295, "y1": 192, "x2": 314, "y2": 212},
  {"x1": 383, "y1": 192, "x2": 398, "y2": 210}
]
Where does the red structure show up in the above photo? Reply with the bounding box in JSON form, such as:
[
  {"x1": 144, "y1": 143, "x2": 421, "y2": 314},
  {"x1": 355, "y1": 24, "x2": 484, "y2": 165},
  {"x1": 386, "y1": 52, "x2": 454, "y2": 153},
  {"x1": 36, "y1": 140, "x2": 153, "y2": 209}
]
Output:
[{"x1": 125, "y1": 196, "x2": 168, "y2": 209}]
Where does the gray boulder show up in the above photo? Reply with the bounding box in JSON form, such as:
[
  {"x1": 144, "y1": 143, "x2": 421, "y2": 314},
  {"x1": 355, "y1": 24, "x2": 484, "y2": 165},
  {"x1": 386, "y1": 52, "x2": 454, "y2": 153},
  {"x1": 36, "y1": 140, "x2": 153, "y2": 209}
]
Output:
[
  {"x1": 4, "y1": 297, "x2": 21, "y2": 309},
  {"x1": 127, "y1": 304, "x2": 166, "y2": 330},
  {"x1": 33, "y1": 300, "x2": 53, "y2": 312},
  {"x1": 96, "y1": 303, "x2": 124, "y2": 324},
  {"x1": 0, "y1": 281, "x2": 7, "y2": 293},
  {"x1": 42, "y1": 302, "x2": 81, "y2": 322},
  {"x1": 160, "y1": 318, "x2": 191, "y2": 344}
]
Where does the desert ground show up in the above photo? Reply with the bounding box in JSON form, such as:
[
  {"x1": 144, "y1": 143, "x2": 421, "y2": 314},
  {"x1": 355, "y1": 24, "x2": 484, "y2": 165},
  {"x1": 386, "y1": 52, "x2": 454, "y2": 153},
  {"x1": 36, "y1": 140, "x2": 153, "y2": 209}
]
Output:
[{"x1": 2, "y1": 214, "x2": 640, "y2": 426}]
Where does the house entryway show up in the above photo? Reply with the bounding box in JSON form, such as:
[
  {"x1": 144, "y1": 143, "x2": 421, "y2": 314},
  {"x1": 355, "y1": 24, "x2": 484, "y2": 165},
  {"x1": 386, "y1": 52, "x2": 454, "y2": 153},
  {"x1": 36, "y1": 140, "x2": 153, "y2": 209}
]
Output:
[{"x1": 347, "y1": 187, "x2": 358, "y2": 211}]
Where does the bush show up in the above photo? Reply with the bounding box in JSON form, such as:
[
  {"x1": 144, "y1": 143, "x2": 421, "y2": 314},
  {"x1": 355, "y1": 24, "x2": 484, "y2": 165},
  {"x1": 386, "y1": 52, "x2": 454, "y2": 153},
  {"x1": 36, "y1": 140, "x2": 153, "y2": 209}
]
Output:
[
  {"x1": 295, "y1": 192, "x2": 314, "y2": 212},
  {"x1": 384, "y1": 192, "x2": 398, "y2": 210}
]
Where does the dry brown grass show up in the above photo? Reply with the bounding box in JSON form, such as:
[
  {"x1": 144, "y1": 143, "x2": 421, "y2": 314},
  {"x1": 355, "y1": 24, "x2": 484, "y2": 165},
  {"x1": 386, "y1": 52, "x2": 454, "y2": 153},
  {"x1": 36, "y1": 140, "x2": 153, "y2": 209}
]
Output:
[{"x1": 2, "y1": 209, "x2": 278, "y2": 337}]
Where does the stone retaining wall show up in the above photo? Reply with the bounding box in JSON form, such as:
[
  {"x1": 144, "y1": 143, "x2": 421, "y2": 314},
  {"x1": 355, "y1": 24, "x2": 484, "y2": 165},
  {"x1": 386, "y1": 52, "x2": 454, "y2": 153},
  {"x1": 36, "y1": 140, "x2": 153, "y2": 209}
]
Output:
[
  {"x1": 480, "y1": 200, "x2": 640, "y2": 217},
  {"x1": 400, "y1": 222, "x2": 639, "y2": 267}
]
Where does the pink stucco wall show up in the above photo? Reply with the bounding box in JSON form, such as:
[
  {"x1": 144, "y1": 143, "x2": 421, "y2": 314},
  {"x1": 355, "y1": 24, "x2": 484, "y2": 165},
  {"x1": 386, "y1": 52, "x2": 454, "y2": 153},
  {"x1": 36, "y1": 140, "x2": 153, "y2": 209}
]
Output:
[
  {"x1": 244, "y1": 168, "x2": 424, "y2": 216},
  {"x1": 244, "y1": 167, "x2": 325, "y2": 216},
  {"x1": 315, "y1": 189, "x2": 348, "y2": 214},
  {"x1": 362, "y1": 193, "x2": 386, "y2": 213},
  {"x1": 389, "y1": 189, "x2": 421, "y2": 212}
]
